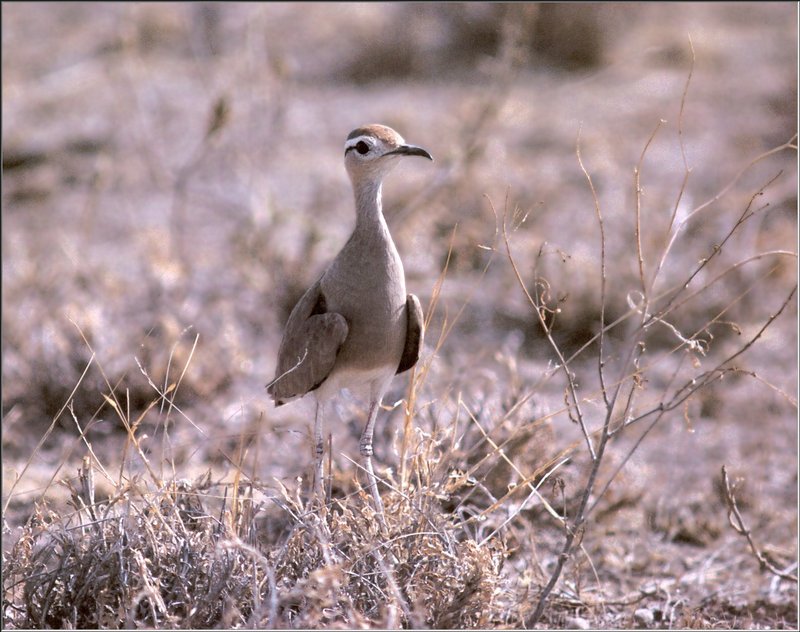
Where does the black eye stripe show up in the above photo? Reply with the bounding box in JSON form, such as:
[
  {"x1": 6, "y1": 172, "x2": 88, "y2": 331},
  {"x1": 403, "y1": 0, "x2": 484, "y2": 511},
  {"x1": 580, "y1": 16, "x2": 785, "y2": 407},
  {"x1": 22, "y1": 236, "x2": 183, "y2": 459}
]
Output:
[{"x1": 345, "y1": 139, "x2": 372, "y2": 156}]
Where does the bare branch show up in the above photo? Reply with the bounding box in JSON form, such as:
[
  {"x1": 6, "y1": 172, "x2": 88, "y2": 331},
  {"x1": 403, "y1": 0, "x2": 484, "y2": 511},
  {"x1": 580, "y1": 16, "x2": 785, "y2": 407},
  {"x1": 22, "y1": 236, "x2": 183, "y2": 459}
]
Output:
[
  {"x1": 576, "y1": 126, "x2": 610, "y2": 410},
  {"x1": 658, "y1": 136, "x2": 797, "y2": 277},
  {"x1": 721, "y1": 466, "x2": 798, "y2": 583},
  {"x1": 652, "y1": 35, "x2": 695, "y2": 288},
  {"x1": 502, "y1": 207, "x2": 596, "y2": 461},
  {"x1": 650, "y1": 170, "x2": 786, "y2": 326},
  {"x1": 634, "y1": 118, "x2": 666, "y2": 301}
]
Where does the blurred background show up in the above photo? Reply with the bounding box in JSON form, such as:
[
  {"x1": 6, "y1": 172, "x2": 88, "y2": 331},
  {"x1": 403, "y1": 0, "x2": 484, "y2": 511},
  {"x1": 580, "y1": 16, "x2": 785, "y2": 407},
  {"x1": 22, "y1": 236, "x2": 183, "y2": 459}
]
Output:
[{"x1": 2, "y1": 3, "x2": 797, "y2": 619}]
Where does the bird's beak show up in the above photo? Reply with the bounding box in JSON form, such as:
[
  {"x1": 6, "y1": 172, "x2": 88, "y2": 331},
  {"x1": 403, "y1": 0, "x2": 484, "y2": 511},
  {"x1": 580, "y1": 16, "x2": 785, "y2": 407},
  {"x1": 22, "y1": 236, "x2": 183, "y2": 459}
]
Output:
[{"x1": 386, "y1": 144, "x2": 433, "y2": 161}]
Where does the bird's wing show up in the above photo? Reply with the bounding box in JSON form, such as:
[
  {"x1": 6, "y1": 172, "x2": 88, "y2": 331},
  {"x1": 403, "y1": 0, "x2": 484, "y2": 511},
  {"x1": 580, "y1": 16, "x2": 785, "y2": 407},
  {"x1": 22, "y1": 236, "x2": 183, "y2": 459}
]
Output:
[
  {"x1": 267, "y1": 280, "x2": 348, "y2": 405},
  {"x1": 397, "y1": 293, "x2": 424, "y2": 374}
]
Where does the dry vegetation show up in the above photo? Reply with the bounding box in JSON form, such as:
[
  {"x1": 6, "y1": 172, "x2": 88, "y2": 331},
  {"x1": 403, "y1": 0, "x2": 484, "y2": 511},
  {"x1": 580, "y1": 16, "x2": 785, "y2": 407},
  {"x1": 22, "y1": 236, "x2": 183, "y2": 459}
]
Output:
[{"x1": 2, "y1": 3, "x2": 797, "y2": 629}]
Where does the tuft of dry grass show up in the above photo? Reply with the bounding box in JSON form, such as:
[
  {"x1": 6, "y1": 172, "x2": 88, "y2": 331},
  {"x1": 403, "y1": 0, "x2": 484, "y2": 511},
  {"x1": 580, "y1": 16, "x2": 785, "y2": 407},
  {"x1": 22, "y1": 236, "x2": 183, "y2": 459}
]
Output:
[{"x1": 3, "y1": 448, "x2": 508, "y2": 628}]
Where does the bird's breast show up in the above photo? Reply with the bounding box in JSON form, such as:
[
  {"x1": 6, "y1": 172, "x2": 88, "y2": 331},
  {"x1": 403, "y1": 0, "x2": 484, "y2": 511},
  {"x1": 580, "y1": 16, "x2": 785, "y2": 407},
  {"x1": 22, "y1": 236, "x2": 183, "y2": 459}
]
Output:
[{"x1": 320, "y1": 237, "x2": 407, "y2": 372}]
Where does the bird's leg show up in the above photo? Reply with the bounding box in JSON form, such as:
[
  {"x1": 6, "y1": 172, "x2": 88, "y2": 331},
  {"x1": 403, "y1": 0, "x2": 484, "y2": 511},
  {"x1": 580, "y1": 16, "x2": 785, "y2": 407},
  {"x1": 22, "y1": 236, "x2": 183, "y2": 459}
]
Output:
[
  {"x1": 360, "y1": 395, "x2": 388, "y2": 531},
  {"x1": 313, "y1": 402, "x2": 325, "y2": 503}
]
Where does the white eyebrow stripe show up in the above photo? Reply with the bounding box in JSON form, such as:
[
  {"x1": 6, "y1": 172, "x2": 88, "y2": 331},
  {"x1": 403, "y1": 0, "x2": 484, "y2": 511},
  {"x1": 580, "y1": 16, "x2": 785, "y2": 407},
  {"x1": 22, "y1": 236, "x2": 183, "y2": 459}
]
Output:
[{"x1": 344, "y1": 135, "x2": 374, "y2": 150}]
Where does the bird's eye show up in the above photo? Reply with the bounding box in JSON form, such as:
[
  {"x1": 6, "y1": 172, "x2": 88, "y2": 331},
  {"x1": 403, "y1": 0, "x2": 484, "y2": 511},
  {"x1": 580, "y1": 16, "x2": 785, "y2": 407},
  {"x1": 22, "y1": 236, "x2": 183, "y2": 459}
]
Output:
[{"x1": 356, "y1": 141, "x2": 369, "y2": 155}]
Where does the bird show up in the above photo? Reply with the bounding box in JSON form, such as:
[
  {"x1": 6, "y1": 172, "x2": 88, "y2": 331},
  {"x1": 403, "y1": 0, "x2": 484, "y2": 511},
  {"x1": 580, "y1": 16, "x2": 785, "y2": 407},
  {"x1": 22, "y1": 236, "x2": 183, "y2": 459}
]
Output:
[{"x1": 267, "y1": 124, "x2": 432, "y2": 521}]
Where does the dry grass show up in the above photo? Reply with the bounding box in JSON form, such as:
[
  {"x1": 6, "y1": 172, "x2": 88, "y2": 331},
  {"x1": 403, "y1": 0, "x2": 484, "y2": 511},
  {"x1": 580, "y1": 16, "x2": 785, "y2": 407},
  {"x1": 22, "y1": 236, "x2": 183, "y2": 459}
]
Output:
[
  {"x1": 3, "y1": 459, "x2": 506, "y2": 628},
  {"x1": 3, "y1": 3, "x2": 798, "y2": 629}
]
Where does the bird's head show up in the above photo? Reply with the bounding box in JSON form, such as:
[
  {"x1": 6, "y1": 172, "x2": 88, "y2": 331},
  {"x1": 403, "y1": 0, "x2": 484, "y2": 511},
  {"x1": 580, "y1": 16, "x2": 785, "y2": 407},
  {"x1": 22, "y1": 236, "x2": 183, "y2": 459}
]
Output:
[{"x1": 344, "y1": 124, "x2": 432, "y2": 183}]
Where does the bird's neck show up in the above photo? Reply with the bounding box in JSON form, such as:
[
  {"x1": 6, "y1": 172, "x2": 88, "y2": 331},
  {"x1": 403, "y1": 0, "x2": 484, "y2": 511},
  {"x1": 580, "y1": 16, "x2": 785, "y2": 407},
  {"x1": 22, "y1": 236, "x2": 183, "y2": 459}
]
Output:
[{"x1": 353, "y1": 179, "x2": 390, "y2": 238}]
